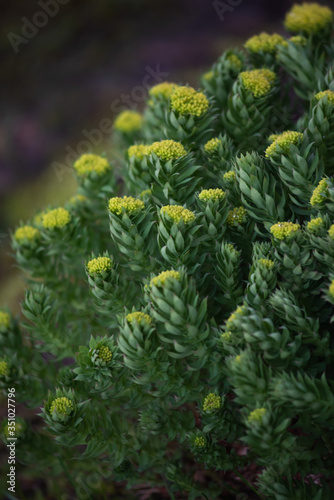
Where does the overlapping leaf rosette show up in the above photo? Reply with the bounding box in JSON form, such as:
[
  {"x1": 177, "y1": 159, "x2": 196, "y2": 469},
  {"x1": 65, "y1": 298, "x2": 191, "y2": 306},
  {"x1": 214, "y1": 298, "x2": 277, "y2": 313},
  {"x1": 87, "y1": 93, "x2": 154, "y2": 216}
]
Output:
[
  {"x1": 201, "y1": 135, "x2": 236, "y2": 184},
  {"x1": 196, "y1": 188, "x2": 229, "y2": 246},
  {"x1": 307, "y1": 90, "x2": 334, "y2": 174}
]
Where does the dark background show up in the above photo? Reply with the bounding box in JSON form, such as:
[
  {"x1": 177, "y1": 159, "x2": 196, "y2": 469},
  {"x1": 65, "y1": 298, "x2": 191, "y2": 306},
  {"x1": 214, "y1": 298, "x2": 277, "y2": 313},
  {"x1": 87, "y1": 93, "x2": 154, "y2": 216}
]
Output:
[{"x1": 0, "y1": 0, "x2": 295, "y2": 306}]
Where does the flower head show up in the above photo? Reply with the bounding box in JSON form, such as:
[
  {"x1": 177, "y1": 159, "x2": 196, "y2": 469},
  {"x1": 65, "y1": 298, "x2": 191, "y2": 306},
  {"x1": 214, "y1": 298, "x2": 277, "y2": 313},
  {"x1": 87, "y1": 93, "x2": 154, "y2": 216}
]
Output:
[
  {"x1": 114, "y1": 110, "x2": 143, "y2": 133},
  {"x1": 49, "y1": 397, "x2": 74, "y2": 417},
  {"x1": 258, "y1": 258, "x2": 275, "y2": 269},
  {"x1": 240, "y1": 69, "x2": 276, "y2": 97},
  {"x1": 170, "y1": 86, "x2": 209, "y2": 117},
  {"x1": 42, "y1": 208, "x2": 71, "y2": 229},
  {"x1": 68, "y1": 194, "x2": 88, "y2": 206},
  {"x1": 329, "y1": 279, "x2": 334, "y2": 299},
  {"x1": 226, "y1": 306, "x2": 246, "y2": 331},
  {"x1": 0, "y1": 311, "x2": 10, "y2": 330},
  {"x1": 284, "y1": 3, "x2": 333, "y2": 35},
  {"x1": 289, "y1": 35, "x2": 307, "y2": 45},
  {"x1": 328, "y1": 225, "x2": 334, "y2": 240},
  {"x1": 227, "y1": 207, "x2": 247, "y2": 226},
  {"x1": 161, "y1": 205, "x2": 195, "y2": 224},
  {"x1": 126, "y1": 311, "x2": 152, "y2": 326},
  {"x1": 128, "y1": 144, "x2": 150, "y2": 160},
  {"x1": 270, "y1": 221, "x2": 301, "y2": 240},
  {"x1": 226, "y1": 53, "x2": 243, "y2": 70},
  {"x1": 14, "y1": 225, "x2": 40, "y2": 243},
  {"x1": 139, "y1": 189, "x2": 152, "y2": 199},
  {"x1": 265, "y1": 131, "x2": 303, "y2": 157},
  {"x1": 199, "y1": 188, "x2": 225, "y2": 202},
  {"x1": 73, "y1": 154, "x2": 110, "y2": 177},
  {"x1": 248, "y1": 408, "x2": 267, "y2": 423},
  {"x1": 245, "y1": 32, "x2": 287, "y2": 53},
  {"x1": 315, "y1": 90, "x2": 334, "y2": 105},
  {"x1": 202, "y1": 70, "x2": 214, "y2": 81},
  {"x1": 307, "y1": 217, "x2": 324, "y2": 234},
  {"x1": 96, "y1": 346, "x2": 112, "y2": 363},
  {"x1": 108, "y1": 196, "x2": 145, "y2": 215},
  {"x1": 87, "y1": 256, "x2": 112, "y2": 275},
  {"x1": 204, "y1": 138, "x2": 222, "y2": 154},
  {"x1": 150, "y1": 270, "x2": 181, "y2": 288},
  {"x1": 310, "y1": 179, "x2": 329, "y2": 206},
  {"x1": 203, "y1": 393, "x2": 221, "y2": 412},
  {"x1": 194, "y1": 436, "x2": 206, "y2": 447},
  {"x1": 148, "y1": 140, "x2": 187, "y2": 161},
  {"x1": 0, "y1": 360, "x2": 9, "y2": 377},
  {"x1": 223, "y1": 170, "x2": 236, "y2": 182},
  {"x1": 221, "y1": 331, "x2": 232, "y2": 342},
  {"x1": 149, "y1": 82, "x2": 178, "y2": 99}
]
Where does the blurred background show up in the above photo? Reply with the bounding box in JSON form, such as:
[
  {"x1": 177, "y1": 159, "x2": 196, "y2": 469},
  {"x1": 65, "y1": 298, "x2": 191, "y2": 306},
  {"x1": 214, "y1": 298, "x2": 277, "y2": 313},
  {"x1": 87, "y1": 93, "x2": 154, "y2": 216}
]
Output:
[{"x1": 0, "y1": 0, "x2": 294, "y2": 310}]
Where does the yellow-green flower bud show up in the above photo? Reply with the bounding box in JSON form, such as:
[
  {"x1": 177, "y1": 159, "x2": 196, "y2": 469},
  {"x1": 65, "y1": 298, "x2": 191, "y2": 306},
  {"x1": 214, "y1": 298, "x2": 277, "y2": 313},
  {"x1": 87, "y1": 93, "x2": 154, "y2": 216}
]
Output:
[
  {"x1": 42, "y1": 208, "x2": 71, "y2": 229},
  {"x1": 284, "y1": 3, "x2": 333, "y2": 35},
  {"x1": 226, "y1": 306, "x2": 246, "y2": 331},
  {"x1": 49, "y1": 397, "x2": 74, "y2": 416},
  {"x1": 128, "y1": 144, "x2": 150, "y2": 160},
  {"x1": 194, "y1": 436, "x2": 205, "y2": 447},
  {"x1": 328, "y1": 225, "x2": 334, "y2": 240},
  {"x1": 126, "y1": 311, "x2": 152, "y2": 325},
  {"x1": 139, "y1": 189, "x2": 152, "y2": 199},
  {"x1": 240, "y1": 69, "x2": 276, "y2": 97},
  {"x1": 258, "y1": 258, "x2": 275, "y2": 269},
  {"x1": 150, "y1": 270, "x2": 181, "y2": 288},
  {"x1": 114, "y1": 110, "x2": 143, "y2": 133},
  {"x1": 248, "y1": 407, "x2": 266, "y2": 422},
  {"x1": 199, "y1": 188, "x2": 225, "y2": 202},
  {"x1": 0, "y1": 360, "x2": 9, "y2": 377},
  {"x1": 68, "y1": 194, "x2": 88, "y2": 205},
  {"x1": 149, "y1": 82, "x2": 178, "y2": 99},
  {"x1": 223, "y1": 170, "x2": 236, "y2": 182},
  {"x1": 270, "y1": 221, "x2": 301, "y2": 240},
  {"x1": 329, "y1": 279, "x2": 334, "y2": 299},
  {"x1": 203, "y1": 393, "x2": 221, "y2": 412},
  {"x1": 87, "y1": 256, "x2": 111, "y2": 275},
  {"x1": 204, "y1": 138, "x2": 222, "y2": 154},
  {"x1": 307, "y1": 217, "x2": 324, "y2": 234},
  {"x1": 265, "y1": 131, "x2": 303, "y2": 157},
  {"x1": 14, "y1": 225, "x2": 40, "y2": 243},
  {"x1": 221, "y1": 331, "x2": 232, "y2": 342},
  {"x1": 245, "y1": 32, "x2": 287, "y2": 53},
  {"x1": 170, "y1": 86, "x2": 209, "y2": 117},
  {"x1": 289, "y1": 35, "x2": 307, "y2": 45},
  {"x1": 226, "y1": 53, "x2": 243, "y2": 70},
  {"x1": 108, "y1": 196, "x2": 145, "y2": 215},
  {"x1": 0, "y1": 312, "x2": 10, "y2": 330},
  {"x1": 97, "y1": 346, "x2": 112, "y2": 363},
  {"x1": 202, "y1": 70, "x2": 214, "y2": 81},
  {"x1": 73, "y1": 154, "x2": 110, "y2": 177},
  {"x1": 310, "y1": 179, "x2": 329, "y2": 206},
  {"x1": 148, "y1": 140, "x2": 187, "y2": 161},
  {"x1": 161, "y1": 205, "x2": 196, "y2": 224},
  {"x1": 227, "y1": 207, "x2": 247, "y2": 226},
  {"x1": 315, "y1": 90, "x2": 334, "y2": 105}
]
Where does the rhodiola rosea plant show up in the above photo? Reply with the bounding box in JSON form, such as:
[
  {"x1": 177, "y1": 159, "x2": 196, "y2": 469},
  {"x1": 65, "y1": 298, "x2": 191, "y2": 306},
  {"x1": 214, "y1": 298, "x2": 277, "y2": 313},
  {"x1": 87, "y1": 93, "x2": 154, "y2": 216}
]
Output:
[{"x1": 2, "y1": 2, "x2": 334, "y2": 498}]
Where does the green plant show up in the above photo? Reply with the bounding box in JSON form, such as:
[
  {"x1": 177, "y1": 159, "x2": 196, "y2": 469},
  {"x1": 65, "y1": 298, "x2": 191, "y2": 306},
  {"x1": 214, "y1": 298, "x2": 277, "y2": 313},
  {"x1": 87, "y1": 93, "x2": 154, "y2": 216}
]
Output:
[{"x1": 2, "y1": 3, "x2": 334, "y2": 498}]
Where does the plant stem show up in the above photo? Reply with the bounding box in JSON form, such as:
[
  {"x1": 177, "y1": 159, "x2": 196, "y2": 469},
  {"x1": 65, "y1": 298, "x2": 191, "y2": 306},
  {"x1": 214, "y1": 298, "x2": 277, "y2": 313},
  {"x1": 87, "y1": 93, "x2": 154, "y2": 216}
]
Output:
[{"x1": 233, "y1": 469, "x2": 264, "y2": 499}]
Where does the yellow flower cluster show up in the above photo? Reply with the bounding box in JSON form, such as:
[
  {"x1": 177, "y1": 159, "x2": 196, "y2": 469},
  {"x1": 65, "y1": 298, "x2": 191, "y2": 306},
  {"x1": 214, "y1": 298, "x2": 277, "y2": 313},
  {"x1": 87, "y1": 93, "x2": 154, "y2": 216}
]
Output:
[
  {"x1": 0, "y1": 360, "x2": 9, "y2": 377},
  {"x1": 310, "y1": 179, "x2": 328, "y2": 206},
  {"x1": 307, "y1": 217, "x2": 324, "y2": 234},
  {"x1": 248, "y1": 408, "x2": 267, "y2": 422},
  {"x1": 226, "y1": 305, "x2": 246, "y2": 331},
  {"x1": 97, "y1": 346, "x2": 113, "y2": 362},
  {"x1": 223, "y1": 170, "x2": 236, "y2": 182},
  {"x1": 203, "y1": 393, "x2": 221, "y2": 412},
  {"x1": 204, "y1": 137, "x2": 222, "y2": 154},
  {"x1": 42, "y1": 208, "x2": 71, "y2": 229},
  {"x1": 240, "y1": 69, "x2": 276, "y2": 98},
  {"x1": 14, "y1": 225, "x2": 40, "y2": 242},
  {"x1": 49, "y1": 397, "x2": 74, "y2": 415},
  {"x1": 171, "y1": 86, "x2": 209, "y2": 117},
  {"x1": 227, "y1": 53, "x2": 243, "y2": 70},
  {"x1": 199, "y1": 188, "x2": 225, "y2": 202},
  {"x1": 202, "y1": 70, "x2": 214, "y2": 81},
  {"x1": 226, "y1": 207, "x2": 247, "y2": 226},
  {"x1": 126, "y1": 311, "x2": 152, "y2": 325},
  {"x1": 245, "y1": 32, "x2": 287, "y2": 53},
  {"x1": 284, "y1": 3, "x2": 333, "y2": 35},
  {"x1": 194, "y1": 436, "x2": 205, "y2": 447},
  {"x1": 289, "y1": 35, "x2": 307, "y2": 45},
  {"x1": 73, "y1": 154, "x2": 110, "y2": 177},
  {"x1": 68, "y1": 194, "x2": 87, "y2": 205},
  {"x1": 139, "y1": 189, "x2": 152, "y2": 199},
  {"x1": 0, "y1": 311, "x2": 10, "y2": 329},
  {"x1": 114, "y1": 110, "x2": 143, "y2": 133},
  {"x1": 258, "y1": 258, "x2": 275, "y2": 269},
  {"x1": 128, "y1": 144, "x2": 150, "y2": 160},
  {"x1": 221, "y1": 331, "x2": 232, "y2": 342},
  {"x1": 328, "y1": 225, "x2": 334, "y2": 240},
  {"x1": 268, "y1": 134, "x2": 279, "y2": 143},
  {"x1": 108, "y1": 196, "x2": 145, "y2": 215},
  {"x1": 149, "y1": 82, "x2": 178, "y2": 99},
  {"x1": 161, "y1": 205, "x2": 196, "y2": 224},
  {"x1": 270, "y1": 221, "x2": 301, "y2": 240},
  {"x1": 315, "y1": 90, "x2": 334, "y2": 105},
  {"x1": 329, "y1": 279, "x2": 334, "y2": 299},
  {"x1": 149, "y1": 140, "x2": 187, "y2": 161},
  {"x1": 87, "y1": 256, "x2": 112, "y2": 275},
  {"x1": 150, "y1": 270, "x2": 181, "y2": 288},
  {"x1": 265, "y1": 131, "x2": 303, "y2": 157}
]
